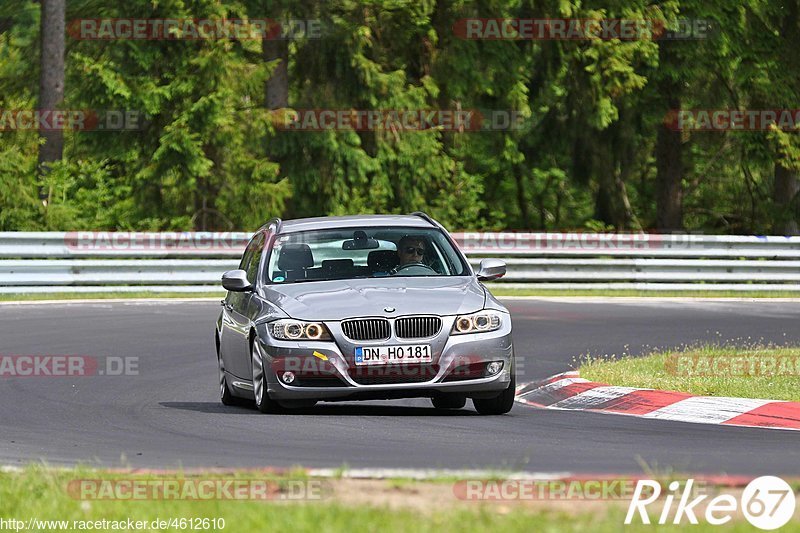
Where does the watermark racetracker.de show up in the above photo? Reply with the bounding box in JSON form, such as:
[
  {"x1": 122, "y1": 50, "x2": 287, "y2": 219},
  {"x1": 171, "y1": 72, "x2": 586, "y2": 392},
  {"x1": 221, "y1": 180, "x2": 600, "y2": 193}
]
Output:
[
  {"x1": 666, "y1": 109, "x2": 800, "y2": 131},
  {"x1": 270, "y1": 354, "x2": 526, "y2": 384},
  {"x1": 451, "y1": 231, "x2": 708, "y2": 252},
  {"x1": 665, "y1": 354, "x2": 800, "y2": 377},
  {"x1": 452, "y1": 478, "x2": 673, "y2": 501},
  {"x1": 67, "y1": 18, "x2": 323, "y2": 40},
  {"x1": 267, "y1": 108, "x2": 528, "y2": 132},
  {"x1": 453, "y1": 18, "x2": 714, "y2": 40},
  {"x1": 0, "y1": 355, "x2": 138, "y2": 377},
  {"x1": 67, "y1": 478, "x2": 324, "y2": 501},
  {"x1": 63, "y1": 232, "x2": 250, "y2": 254},
  {"x1": 0, "y1": 110, "x2": 144, "y2": 131}
]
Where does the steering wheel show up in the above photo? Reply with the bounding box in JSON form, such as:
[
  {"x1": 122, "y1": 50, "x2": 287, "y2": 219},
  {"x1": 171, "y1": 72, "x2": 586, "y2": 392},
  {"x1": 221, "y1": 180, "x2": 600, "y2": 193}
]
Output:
[{"x1": 390, "y1": 262, "x2": 437, "y2": 275}]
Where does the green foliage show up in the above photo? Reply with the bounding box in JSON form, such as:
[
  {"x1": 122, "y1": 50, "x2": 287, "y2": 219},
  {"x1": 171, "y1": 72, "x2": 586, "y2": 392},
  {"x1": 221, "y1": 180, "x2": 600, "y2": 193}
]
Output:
[{"x1": 0, "y1": 0, "x2": 798, "y2": 232}]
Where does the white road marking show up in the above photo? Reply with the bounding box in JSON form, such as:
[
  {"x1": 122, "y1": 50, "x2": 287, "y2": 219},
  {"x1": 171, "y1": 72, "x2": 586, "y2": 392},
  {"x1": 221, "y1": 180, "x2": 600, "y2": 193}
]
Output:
[
  {"x1": 517, "y1": 372, "x2": 800, "y2": 431},
  {"x1": 550, "y1": 386, "x2": 643, "y2": 409},
  {"x1": 516, "y1": 377, "x2": 589, "y2": 399},
  {"x1": 642, "y1": 396, "x2": 775, "y2": 424}
]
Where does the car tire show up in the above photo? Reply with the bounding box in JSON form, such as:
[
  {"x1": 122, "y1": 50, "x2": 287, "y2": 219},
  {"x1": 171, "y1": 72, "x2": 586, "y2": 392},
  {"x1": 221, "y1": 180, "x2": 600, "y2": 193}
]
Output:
[
  {"x1": 251, "y1": 340, "x2": 284, "y2": 414},
  {"x1": 472, "y1": 373, "x2": 516, "y2": 415},
  {"x1": 219, "y1": 356, "x2": 247, "y2": 407},
  {"x1": 431, "y1": 394, "x2": 467, "y2": 409}
]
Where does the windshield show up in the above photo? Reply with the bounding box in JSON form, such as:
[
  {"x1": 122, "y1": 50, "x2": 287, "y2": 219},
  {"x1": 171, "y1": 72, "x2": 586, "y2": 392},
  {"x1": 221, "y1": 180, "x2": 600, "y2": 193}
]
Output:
[{"x1": 264, "y1": 226, "x2": 469, "y2": 284}]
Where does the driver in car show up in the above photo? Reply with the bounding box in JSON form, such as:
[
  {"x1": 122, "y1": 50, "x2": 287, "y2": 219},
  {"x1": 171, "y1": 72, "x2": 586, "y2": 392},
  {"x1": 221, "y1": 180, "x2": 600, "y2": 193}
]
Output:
[{"x1": 396, "y1": 235, "x2": 427, "y2": 267}]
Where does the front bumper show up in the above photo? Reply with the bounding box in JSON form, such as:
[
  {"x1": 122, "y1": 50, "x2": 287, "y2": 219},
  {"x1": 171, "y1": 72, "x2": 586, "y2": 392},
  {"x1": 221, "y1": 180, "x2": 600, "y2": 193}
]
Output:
[{"x1": 249, "y1": 316, "x2": 514, "y2": 401}]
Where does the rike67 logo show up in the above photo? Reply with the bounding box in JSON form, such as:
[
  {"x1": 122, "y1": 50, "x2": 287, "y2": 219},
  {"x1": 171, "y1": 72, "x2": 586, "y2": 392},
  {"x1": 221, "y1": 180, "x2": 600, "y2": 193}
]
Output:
[{"x1": 626, "y1": 476, "x2": 796, "y2": 530}]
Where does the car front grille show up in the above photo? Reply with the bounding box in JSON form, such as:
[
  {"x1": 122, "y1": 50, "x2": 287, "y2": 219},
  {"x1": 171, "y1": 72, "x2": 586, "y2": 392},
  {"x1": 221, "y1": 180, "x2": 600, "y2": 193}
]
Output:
[
  {"x1": 395, "y1": 316, "x2": 442, "y2": 339},
  {"x1": 341, "y1": 318, "x2": 391, "y2": 341},
  {"x1": 349, "y1": 364, "x2": 439, "y2": 385}
]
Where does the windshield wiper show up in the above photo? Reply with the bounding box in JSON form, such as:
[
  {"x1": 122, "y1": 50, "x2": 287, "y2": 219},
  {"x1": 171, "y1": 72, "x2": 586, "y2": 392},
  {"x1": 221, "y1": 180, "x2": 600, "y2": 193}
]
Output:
[
  {"x1": 281, "y1": 278, "x2": 337, "y2": 283},
  {"x1": 281, "y1": 275, "x2": 377, "y2": 283}
]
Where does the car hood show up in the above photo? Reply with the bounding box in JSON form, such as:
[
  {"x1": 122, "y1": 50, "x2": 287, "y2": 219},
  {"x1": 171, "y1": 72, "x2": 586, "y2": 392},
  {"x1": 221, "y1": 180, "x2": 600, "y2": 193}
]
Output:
[{"x1": 262, "y1": 277, "x2": 486, "y2": 320}]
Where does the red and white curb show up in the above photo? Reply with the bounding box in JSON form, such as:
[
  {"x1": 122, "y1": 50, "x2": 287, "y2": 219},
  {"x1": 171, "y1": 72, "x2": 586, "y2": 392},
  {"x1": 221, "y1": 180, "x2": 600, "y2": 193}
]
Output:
[{"x1": 516, "y1": 371, "x2": 800, "y2": 431}]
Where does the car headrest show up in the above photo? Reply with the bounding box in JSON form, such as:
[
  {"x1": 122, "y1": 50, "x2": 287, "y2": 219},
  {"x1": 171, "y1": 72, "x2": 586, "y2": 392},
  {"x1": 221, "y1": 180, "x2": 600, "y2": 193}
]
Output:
[
  {"x1": 322, "y1": 259, "x2": 354, "y2": 271},
  {"x1": 277, "y1": 244, "x2": 314, "y2": 270},
  {"x1": 368, "y1": 250, "x2": 399, "y2": 270}
]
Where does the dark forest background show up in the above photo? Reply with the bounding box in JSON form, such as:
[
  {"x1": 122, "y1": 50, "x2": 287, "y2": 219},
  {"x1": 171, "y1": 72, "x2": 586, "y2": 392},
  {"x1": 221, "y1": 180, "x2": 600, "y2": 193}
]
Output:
[{"x1": 1, "y1": 0, "x2": 799, "y2": 233}]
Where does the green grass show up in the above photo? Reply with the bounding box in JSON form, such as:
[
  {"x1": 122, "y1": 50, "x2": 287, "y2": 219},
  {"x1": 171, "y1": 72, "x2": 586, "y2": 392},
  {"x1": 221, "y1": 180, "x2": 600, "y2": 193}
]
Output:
[
  {"x1": 580, "y1": 345, "x2": 800, "y2": 401},
  {"x1": 0, "y1": 467, "x2": 793, "y2": 532}
]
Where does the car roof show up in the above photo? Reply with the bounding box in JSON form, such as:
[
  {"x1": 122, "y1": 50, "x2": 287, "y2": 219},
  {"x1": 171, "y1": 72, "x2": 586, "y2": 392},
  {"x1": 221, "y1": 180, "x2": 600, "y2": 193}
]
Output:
[{"x1": 275, "y1": 214, "x2": 436, "y2": 234}]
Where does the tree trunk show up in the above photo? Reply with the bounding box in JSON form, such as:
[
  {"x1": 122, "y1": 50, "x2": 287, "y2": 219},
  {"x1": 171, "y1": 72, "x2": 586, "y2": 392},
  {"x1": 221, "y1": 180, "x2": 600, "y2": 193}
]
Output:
[
  {"x1": 262, "y1": 37, "x2": 288, "y2": 109},
  {"x1": 37, "y1": 0, "x2": 66, "y2": 201},
  {"x1": 655, "y1": 116, "x2": 682, "y2": 230},
  {"x1": 594, "y1": 172, "x2": 633, "y2": 229},
  {"x1": 655, "y1": 45, "x2": 683, "y2": 231},
  {"x1": 593, "y1": 135, "x2": 633, "y2": 229},
  {"x1": 514, "y1": 172, "x2": 531, "y2": 228},
  {"x1": 773, "y1": 164, "x2": 800, "y2": 235}
]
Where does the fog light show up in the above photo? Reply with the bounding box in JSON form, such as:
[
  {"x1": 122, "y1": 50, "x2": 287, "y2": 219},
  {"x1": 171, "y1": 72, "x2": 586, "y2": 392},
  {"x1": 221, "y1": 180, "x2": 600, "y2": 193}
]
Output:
[
  {"x1": 281, "y1": 371, "x2": 296, "y2": 384},
  {"x1": 486, "y1": 361, "x2": 503, "y2": 375}
]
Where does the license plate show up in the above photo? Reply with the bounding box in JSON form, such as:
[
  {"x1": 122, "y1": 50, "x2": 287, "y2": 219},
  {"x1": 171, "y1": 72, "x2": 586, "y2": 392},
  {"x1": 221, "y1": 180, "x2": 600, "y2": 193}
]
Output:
[{"x1": 354, "y1": 345, "x2": 431, "y2": 365}]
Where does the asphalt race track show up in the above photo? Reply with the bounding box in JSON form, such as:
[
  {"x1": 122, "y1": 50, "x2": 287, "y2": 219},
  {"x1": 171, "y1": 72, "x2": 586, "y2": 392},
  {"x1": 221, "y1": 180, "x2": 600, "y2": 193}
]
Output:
[{"x1": 1, "y1": 298, "x2": 798, "y2": 475}]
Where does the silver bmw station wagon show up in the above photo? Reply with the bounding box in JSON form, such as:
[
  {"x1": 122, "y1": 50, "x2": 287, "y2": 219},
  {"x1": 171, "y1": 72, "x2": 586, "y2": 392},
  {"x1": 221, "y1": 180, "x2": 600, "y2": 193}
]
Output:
[{"x1": 215, "y1": 212, "x2": 515, "y2": 414}]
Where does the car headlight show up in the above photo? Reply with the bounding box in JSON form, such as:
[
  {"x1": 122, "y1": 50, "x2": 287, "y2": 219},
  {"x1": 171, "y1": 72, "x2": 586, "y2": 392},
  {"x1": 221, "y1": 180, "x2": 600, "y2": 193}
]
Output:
[
  {"x1": 451, "y1": 310, "x2": 503, "y2": 335},
  {"x1": 268, "y1": 319, "x2": 332, "y2": 340}
]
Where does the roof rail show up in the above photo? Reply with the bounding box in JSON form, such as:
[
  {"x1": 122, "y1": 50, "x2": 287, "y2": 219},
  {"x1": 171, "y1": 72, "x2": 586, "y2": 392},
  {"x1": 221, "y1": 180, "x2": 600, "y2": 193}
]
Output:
[
  {"x1": 261, "y1": 217, "x2": 282, "y2": 234},
  {"x1": 410, "y1": 211, "x2": 436, "y2": 226}
]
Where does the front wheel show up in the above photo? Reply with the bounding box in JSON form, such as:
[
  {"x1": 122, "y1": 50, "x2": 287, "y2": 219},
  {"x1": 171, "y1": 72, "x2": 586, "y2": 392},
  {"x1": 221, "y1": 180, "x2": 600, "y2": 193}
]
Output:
[
  {"x1": 219, "y1": 356, "x2": 242, "y2": 406},
  {"x1": 472, "y1": 373, "x2": 515, "y2": 415},
  {"x1": 218, "y1": 341, "x2": 248, "y2": 407},
  {"x1": 252, "y1": 341, "x2": 284, "y2": 414}
]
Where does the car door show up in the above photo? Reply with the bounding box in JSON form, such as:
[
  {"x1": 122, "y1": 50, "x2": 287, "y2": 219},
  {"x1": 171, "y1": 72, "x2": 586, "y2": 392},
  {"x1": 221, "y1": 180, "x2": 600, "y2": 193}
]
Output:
[{"x1": 220, "y1": 232, "x2": 265, "y2": 380}]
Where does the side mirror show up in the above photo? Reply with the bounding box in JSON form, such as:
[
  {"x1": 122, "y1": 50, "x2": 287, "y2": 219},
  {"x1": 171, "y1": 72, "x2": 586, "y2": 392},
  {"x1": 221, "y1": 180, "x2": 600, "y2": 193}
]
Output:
[
  {"x1": 476, "y1": 258, "x2": 506, "y2": 282},
  {"x1": 222, "y1": 269, "x2": 253, "y2": 292}
]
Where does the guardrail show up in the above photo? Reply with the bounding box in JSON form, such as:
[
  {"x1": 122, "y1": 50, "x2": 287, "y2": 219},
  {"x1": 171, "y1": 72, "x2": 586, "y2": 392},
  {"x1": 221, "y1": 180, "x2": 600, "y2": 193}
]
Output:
[{"x1": 1, "y1": 231, "x2": 799, "y2": 293}]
